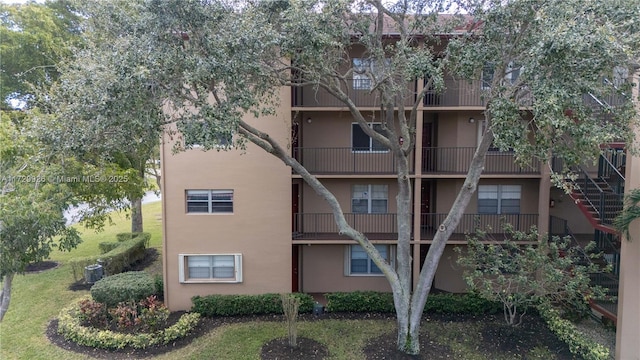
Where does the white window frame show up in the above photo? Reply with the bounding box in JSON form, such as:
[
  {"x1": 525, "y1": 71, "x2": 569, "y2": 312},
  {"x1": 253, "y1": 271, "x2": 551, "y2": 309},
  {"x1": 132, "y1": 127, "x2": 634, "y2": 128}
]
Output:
[
  {"x1": 352, "y1": 184, "x2": 388, "y2": 214},
  {"x1": 478, "y1": 185, "x2": 521, "y2": 214},
  {"x1": 178, "y1": 254, "x2": 243, "y2": 283},
  {"x1": 351, "y1": 122, "x2": 388, "y2": 153},
  {"x1": 186, "y1": 190, "x2": 234, "y2": 214},
  {"x1": 345, "y1": 244, "x2": 395, "y2": 276}
]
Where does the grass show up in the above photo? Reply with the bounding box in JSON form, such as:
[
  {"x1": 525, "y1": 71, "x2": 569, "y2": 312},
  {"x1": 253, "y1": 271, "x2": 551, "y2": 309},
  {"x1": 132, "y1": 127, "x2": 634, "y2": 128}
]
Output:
[{"x1": 0, "y1": 202, "x2": 163, "y2": 360}]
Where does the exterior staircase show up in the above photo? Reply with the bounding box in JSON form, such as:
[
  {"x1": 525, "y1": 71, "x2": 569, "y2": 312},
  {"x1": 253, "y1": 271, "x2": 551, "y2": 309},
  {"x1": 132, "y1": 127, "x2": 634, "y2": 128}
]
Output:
[{"x1": 562, "y1": 148, "x2": 625, "y2": 323}]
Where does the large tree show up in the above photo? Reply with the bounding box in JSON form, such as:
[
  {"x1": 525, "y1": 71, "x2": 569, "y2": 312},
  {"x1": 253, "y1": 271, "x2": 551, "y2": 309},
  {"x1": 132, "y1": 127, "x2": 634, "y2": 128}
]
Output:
[
  {"x1": 0, "y1": 0, "x2": 82, "y2": 109},
  {"x1": 53, "y1": 0, "x2": 639, "y2": 354}
]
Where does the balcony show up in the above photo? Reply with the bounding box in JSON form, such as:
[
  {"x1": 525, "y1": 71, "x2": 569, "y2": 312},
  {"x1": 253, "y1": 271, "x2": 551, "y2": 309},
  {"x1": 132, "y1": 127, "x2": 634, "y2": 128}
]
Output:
[
  {"x1": 291, "y1": 79, "x2": 416, "y2": 108},
  {"x1": 420, "y1": 213, "x2": 539, "y2": 239},
  {"x1": 422, "y1": 147, "x2": 540, "y2": 174},
  {"x1": 423, "y1": 78, "x2": 532, "y2": 108},
  {"x1": 293, "y1": 147, "x2": 408, "y2": 174},
  {"x1": 293, "y1": 213, "x2": 399, "y2": 240},
  {"x1": 291, "y1": 212, "x2": 538, "y2": 241}
]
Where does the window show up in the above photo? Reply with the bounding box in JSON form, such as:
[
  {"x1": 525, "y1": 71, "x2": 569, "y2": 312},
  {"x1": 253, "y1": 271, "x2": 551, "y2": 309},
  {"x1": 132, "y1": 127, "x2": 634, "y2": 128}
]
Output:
[
  {"x1": 178, "y1": 254, "x2": 242, "y2": 283},
  {"x1": 184, "y1": 133, "x2": 233, "y2": 150},
  {"x1": 352, "y1": 123, "x2": 387, "y2": 152},
  {"x1": 352, "y1": 58, "x2": 390, "y2": 90},
  {"x1": 478, "y1": 185, "x2": 521, "y2": 214},
  {"x1": 352, "y1": 184, "x2": 388, "y2": 214},
  {"x1": 346, "y1": 245, "x2": 394, "y2": 275},
  {"x1": 186, "y1": 190, "x2": 233, "y2": 213},
  {"x1": 481, "y1": 62, "x2": 522, "y2": 89}
]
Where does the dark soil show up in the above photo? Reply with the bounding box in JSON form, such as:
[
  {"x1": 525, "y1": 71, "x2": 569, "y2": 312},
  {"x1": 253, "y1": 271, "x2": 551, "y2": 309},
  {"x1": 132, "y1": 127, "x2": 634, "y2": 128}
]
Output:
[
  {"x1": 25, "y1": 261, "x2": 59, "y2": 273},
  {"x1": 261, "y1": 337, "x2": 329, "y2": 359}
]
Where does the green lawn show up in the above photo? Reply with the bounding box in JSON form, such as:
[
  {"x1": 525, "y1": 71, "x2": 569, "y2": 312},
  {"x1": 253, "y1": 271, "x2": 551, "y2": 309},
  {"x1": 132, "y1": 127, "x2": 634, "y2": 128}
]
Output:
[{"x1": 0, "y1": 202, "x2": 163, "y2": 360}]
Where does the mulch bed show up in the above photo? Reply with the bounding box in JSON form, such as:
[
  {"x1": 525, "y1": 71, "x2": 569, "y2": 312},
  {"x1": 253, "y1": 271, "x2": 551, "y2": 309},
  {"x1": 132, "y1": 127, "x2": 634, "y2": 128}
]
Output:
[
  {"x1": 25, "y1": 261, "x2": 59, "y2": 273},
  {"x1": 261, "y1": 337, "x2": 329, "y2": 359}
]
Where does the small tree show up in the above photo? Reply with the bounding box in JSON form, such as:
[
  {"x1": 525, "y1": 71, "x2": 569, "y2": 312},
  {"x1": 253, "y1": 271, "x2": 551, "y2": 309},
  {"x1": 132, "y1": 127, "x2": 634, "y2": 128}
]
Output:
[
  {"x1": 615, "y1": 188, "x2": 640, "y2": 241},
  {"x1": 456, "y1": 225, "x2": 605, "y2": 326},
  {"x1": 280, "y1": 293, "x2": 301, "y2": 348}
]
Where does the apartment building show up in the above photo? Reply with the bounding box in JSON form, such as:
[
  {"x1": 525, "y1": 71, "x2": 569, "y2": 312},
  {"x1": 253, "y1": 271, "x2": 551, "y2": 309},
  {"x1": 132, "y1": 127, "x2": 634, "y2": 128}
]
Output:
[{"x1": 160, "y1": 48, "x2": 635, "y2": 318}]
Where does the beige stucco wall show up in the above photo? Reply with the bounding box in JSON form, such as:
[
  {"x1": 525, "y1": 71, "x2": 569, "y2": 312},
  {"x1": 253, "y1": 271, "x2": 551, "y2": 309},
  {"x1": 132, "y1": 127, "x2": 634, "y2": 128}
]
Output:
[
  {"x1": 300, "y1": 245, "x2": 392, "y2": 293},
  {"x1": 548, "y1": 188, "x2": 593, "y2": 234},
  {"x1": 432, "y1": 245, "x2": 468, "y2": 293},
  {"x1": 161, "y1": 88, "x2": 292, "y2": 311}
]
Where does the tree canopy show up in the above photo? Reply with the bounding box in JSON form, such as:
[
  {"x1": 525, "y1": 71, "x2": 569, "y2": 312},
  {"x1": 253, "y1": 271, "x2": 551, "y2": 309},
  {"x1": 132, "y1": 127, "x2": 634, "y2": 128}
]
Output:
[{"x1": 48, "y1": 0, "x2": 640, "y2": 354}]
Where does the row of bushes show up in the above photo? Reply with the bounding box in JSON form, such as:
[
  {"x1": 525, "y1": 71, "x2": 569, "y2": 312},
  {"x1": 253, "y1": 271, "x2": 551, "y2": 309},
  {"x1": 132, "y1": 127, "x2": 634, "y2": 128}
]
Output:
[
  {"x1": 538, "y1": 304, "x2": 610, "y2": 360},
  {"x1": 57, "y1": 296, "x2": 200, "y2": 350},
  {"x1": 325, "y1": 291, "x2": 502, "y2": 314},
  {"x1": 191, "y1": 291, "x2": 500, "y2": 317},
  {"x1": 70, "y1": 233, "x2": 150, "y2": 281},
  {"x1": 192, "y1": 293, "x2": 315, "y2": 316}
]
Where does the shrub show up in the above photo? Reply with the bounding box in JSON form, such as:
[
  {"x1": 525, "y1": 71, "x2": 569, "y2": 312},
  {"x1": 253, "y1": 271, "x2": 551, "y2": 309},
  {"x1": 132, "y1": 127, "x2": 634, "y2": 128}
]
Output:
[
  {"x1": 538, "y1": 304, "x2": 609, "y2": 360},
  {"x1": 325, "y1": 291, "x2": 501, "y2": 314},
  {"x1": 77, "y1": 298, "x2": 109, "y2": 328},
  {"x1": 57, "y1": 296, "x2": 200, "y2": 349},
  {"x1": 98, "y1": 242, "x2": 120, "y2": 254},
  {"x1": 191, "y1": 293, "x2": 314, "y2": 317},
  {"x1": 325, "y1": 291, "x2": 394, "y2": 313},
  {"x1": 91, "y1": 271, "x2": 155, "y2": 307},
  {"x1": 154, "y1": 274, "x2": 164, "y2": 299},
  {"x1": 70, "y1": 235, "x2": 149, "y2": 281},
  {"x1": 116, "y1": 232, "x2": 151, "y2": 247}
]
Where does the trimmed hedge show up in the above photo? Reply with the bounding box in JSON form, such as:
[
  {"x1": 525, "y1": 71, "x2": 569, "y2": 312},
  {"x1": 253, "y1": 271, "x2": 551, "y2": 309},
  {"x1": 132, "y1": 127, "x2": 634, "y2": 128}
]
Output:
[
  {"x1": 91, "y1": 271, "x2": 156, "y2": 307},
  {"x1": 325, "y1": 291, "x2": 501, "y2": 315},
  {"x1": 70, "y1": 234, "x2": 149, "y2": 281},
  {"x1": 192, "y1": 293, "x2": 314, "y2": 317},
  {"x1": 538, "y1": 304, "x2": 609, "y2": 360},
  {"x1": 57, "y1": 296, "x2": 200, "y2": 350},
  {"x1": 98, "y1": 242, "x2": 120, "y2": 254},
  {"x1": 116, "y1": 232, "x2": 151, "y2": 246}
]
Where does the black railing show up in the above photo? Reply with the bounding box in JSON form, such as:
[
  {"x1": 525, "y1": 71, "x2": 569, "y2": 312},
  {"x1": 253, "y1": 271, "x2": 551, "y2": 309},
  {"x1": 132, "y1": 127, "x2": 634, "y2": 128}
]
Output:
[
  {"x1": 548, "y1": 216, "x2": 592, "y2": 265},
  {"x1": 574, "y1": 167, "x2": 623, "y2": 226},
  {"x1": 423, "y1": 78, "x2": 532, "y2": 107},
  {"x1": 293, "y1": 213, "x2": 400, "y2": 239},
  {"x1": 598, "y1": 149, "x2": 626, "y2": 195},
  {"x1": 420, "y1": 213, "x2": 538, "y2": 237},
  {"x1": 291, "y1": 79, "x2": 416, "y2": 107},
  {"x1": 293, "y1": 147, "x2": 402, "y2": 174},
  {"x1": 422, "y1": 147, "x2": 540, "y2": 174}
]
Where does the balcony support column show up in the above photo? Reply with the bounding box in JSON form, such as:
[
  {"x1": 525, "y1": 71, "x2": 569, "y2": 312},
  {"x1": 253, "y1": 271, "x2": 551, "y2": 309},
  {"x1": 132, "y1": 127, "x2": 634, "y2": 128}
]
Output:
[
  {"x1": 538, "y1": 158, "x2": 551, "y2": 237},
  {"x1": 616, "y1": 70, "x2": 640, "y2": 360}
]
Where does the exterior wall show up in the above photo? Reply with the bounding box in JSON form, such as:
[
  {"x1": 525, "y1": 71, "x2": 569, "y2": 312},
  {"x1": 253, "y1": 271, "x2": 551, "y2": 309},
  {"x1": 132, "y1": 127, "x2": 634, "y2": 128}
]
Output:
[
  {"x1": 300, "y1": 245, "x2": 392, "y2": 293},
  {"x1": 549, "y1": 188, "x2": 593, "y2": 234},
  {"x1": 161, "y1": 88, "x2": 292, "y2": 311},
  {"x1": 433, "y1": 245, "x2": 467, "y2": 293}
]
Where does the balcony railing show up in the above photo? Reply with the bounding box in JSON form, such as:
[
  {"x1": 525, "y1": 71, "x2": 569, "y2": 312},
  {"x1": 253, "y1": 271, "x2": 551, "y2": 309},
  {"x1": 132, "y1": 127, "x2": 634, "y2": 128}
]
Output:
[
  {"x1": 293, "y1": 147, "x2": 405, "y2": 174},
  {"x1": 293, "y1": 213, "x2": 400, "y2": 240},
  {"x1": 422, "y1": 147, "x2": 540, "y2": 174},
  {"x1": 292, "y1": 212, "x2": 538, "y2": 240},
  {"x1": 420, "y1": 213, "x2": 538, "y2": 238},
  {"x1": 423, "y1": 79, "x2": 533, "y2": 107},
  {"x1": 291, "y1": 79, "x2": 416, "y2": 107}
]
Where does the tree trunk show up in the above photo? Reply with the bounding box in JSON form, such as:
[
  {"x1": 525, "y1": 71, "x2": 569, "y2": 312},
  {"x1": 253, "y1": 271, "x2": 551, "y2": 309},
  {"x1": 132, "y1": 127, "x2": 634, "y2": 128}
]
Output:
[
  {"x1": 131, "y1": 197, "x2": 143, "y2": 233},
  {"x1": 0, "y1": 273, "x2": 15, "y2": 322}
]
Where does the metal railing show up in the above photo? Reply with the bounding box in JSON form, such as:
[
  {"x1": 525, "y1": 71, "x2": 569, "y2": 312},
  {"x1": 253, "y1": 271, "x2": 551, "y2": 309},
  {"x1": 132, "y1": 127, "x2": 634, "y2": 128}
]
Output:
[
  {"x1": 421, "y1": 147, "x2": 540, "y2": 174},
  {"x1": 423, "y1": 78, "x2": 532, "y2": 107},
  {"x1": 574, "y1": 167, "x2": 623, "y2": 226},
  {"x1": 420, "y1": 213, "x2": 538, "y2": 237},
  {"x1": 293, "y1": 213, "x2": 400, "y2": 239},
  {"x1": 293, "y1": 147, "x2": 405, "y2": 174},
  {"x1": 598, "y1": 149, "x2": 626, "y2": 195},
  {"x1": 291, "y1": 79, "x2": 416, "y2": 107}
]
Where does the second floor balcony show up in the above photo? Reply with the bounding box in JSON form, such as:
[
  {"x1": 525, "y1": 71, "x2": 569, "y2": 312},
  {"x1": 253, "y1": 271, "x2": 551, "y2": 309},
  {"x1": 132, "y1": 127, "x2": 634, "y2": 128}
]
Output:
[
  {"x1": 422, "y1": 147, "x2": 540, "y2": 174},
  {"x1": 293, "y1": 147, "x2": 409, "y2": 174},
  {"x1": 292, "y1": 212, "x2": 539, "y2": 241}
]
